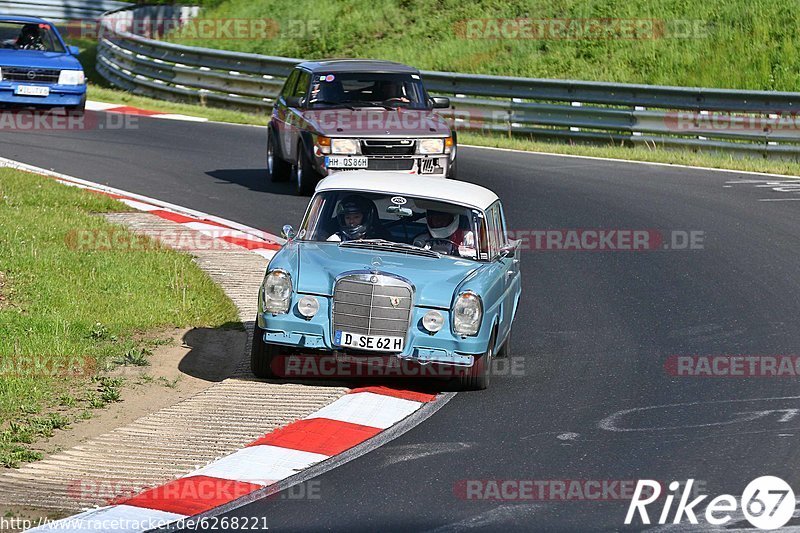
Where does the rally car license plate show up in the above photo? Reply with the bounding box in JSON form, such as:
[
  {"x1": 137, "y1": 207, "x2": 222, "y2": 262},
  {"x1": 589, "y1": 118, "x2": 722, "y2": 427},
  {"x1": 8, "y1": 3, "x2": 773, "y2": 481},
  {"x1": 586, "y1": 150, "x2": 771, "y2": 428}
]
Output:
[
  {"x1": 15, "y1": 85, "x2": 50, "y2": 97},
  {"x1": 334, "y1": 330, "x2": 404, "y2": 352},
  {"x1": 325, "y1": 156, "x2": 368, "y2": 169}
]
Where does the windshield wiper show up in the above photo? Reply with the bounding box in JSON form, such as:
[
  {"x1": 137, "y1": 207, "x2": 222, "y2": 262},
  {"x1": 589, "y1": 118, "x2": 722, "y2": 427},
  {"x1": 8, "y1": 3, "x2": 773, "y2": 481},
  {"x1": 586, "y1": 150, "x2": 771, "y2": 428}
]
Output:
[{"x1": 340, "y1": 239, "x2": 441, "y2": 258}]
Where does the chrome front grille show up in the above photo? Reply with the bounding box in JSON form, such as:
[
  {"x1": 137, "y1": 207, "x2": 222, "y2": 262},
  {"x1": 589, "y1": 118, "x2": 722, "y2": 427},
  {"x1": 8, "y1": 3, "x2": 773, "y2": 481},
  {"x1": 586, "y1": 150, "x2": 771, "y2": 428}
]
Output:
[{"x1": 332, "y1": 273, "x2": 413, "y2": 338}]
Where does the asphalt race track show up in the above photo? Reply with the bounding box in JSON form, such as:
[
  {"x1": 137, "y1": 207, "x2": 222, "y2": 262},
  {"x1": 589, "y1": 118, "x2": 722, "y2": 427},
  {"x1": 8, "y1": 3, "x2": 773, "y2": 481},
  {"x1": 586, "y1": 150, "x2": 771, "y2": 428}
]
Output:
[{"x1": 3, "y1": 112, "x2": 800, "y2": 531}]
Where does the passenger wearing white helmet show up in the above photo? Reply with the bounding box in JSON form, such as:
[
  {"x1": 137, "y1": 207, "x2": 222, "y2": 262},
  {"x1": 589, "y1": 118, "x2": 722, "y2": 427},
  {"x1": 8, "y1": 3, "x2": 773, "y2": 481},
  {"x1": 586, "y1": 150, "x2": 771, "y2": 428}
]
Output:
[{"x1": 413, "y1": 209, "x2": 476, "y2": 258}]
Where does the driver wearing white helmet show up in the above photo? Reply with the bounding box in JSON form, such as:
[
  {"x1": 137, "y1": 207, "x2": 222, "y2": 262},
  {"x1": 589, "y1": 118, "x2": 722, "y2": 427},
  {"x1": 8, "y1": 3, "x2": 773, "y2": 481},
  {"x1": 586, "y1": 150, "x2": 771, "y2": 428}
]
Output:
[{"x1": 413, "y1": 209, "x2": 476, "y2": 258}]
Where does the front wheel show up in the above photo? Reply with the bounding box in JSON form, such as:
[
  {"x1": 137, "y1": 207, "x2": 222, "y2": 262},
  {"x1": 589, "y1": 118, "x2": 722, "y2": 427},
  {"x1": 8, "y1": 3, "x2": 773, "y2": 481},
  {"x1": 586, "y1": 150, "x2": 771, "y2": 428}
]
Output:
[
  {"x1": 455, "y1": 331, "x2": 495, "y2": 390},
  {"x1": 293, "y1": 142, "x2": 319, "y2": 196},
  {"x1": 250, "y1": 319, "x2": 282, "y2": 378},
  {"x1": 267, "y1": 129, "x2": 290, "y2": 182}
]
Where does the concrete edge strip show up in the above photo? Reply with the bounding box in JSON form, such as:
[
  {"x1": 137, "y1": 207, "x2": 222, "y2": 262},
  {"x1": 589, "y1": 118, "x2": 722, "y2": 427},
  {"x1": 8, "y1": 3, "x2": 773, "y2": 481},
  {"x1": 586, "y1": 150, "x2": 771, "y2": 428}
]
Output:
[
  {"x1": 29, "y1": 387, "x2": 448, "y2": 532},
  {"x1": 0, "y1": 156, "x2": 284, "y2": 259}
]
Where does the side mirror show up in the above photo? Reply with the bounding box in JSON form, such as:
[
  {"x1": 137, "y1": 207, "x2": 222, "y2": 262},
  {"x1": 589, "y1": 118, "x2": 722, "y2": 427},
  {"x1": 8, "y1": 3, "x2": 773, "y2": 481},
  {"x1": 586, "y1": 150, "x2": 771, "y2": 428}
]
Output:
[
  {"x1": 282, "y1": 224, "x2": 296, "y2": 240},
  {"x1": 284, "y1": 96, "x2": 304, "y2": 108},
  {"x1": 430, "y1": 96, "x2": 450, "y2": 109},
  {"x1": 68, "y1": 45, "x2": 80, "y2": 56},
  {"x1": 499, "y1": 240, "x2": 520, "y2": 259}
]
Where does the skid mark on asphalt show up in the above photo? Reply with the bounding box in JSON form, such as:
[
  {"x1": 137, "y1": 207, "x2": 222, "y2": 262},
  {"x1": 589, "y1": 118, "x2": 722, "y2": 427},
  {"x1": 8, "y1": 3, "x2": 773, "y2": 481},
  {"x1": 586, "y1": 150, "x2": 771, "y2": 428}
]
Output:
[
  {"x1": 599, "y1": 395, "x2": 800, "y2": 433},
  {"x1": 376, "y1": 442, "x2": 474, "y2": 467},
  {"x1": 423, "y1": 504, "x2": 541, "y2": 532}
]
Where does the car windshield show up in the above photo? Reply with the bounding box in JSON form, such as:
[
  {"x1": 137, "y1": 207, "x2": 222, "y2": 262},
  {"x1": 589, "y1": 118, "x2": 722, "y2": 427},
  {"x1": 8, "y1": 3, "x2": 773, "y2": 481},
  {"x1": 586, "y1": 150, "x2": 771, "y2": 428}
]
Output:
[
  {"x1": 298, "y1": 190, "x2": 489, "y2": 261},
  {"x1": 0, "y1": 21, "x2": 65, "y2": 52},
  {"x1": 307, "y1": 72, "x2": 429, "y2": 110}
]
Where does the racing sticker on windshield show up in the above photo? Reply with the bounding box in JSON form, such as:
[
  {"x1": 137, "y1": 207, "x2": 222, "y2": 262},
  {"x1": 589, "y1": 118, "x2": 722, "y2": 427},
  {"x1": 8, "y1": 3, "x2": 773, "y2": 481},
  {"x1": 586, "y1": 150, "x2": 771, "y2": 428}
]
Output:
[
  {"x1": 324, "y1": 74, "x2": 335, "y2": 82},
  {"x1": 390, "y1": 196, "x2": 407, "y2": 205}
]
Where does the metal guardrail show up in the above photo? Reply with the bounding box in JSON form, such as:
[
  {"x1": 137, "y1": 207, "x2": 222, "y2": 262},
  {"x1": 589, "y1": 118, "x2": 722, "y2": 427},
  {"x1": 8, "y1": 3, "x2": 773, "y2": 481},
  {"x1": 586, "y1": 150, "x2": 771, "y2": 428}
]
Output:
[
  {"x1": 0, "y1": 0, "x2": 130, "y2": 23},
  {"x1": 91, "y1": 5, "x2": 800, "y2": 158}
]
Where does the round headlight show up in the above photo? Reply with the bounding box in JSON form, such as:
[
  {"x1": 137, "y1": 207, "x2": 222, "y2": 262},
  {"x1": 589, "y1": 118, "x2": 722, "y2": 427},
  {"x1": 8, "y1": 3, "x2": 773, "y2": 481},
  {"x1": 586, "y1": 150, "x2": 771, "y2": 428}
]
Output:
[
  {"x1": 297, "y1": 295, "x2": 319, "y2": 318},
  {"x1": 422, "y1": 310, "x2": 444, "y2": 333},
  {"x1": 331, "y1": 138, "x2": 358, "y2": 155},
  {"x1": 418, "y1": 138, "x2": 445, "y2": 154},
  {"x1": 263, "y1": 270, "x2": 292, "y2": 313},
  {"x1": 453, "y1": 291, "x2": 482, "y2": 336}
]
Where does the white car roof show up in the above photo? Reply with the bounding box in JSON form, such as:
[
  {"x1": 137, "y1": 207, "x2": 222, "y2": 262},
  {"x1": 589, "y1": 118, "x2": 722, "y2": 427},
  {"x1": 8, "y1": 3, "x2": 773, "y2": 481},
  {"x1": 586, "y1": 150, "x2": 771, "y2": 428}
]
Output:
[{"x1": 315, "y1": 171, "x2": 499, "y2": 210}]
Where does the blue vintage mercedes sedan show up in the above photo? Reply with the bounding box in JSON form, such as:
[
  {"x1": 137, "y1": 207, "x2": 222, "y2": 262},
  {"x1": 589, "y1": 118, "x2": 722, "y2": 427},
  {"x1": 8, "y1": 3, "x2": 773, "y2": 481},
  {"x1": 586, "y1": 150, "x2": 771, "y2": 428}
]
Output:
[
  {"x1": 0, "y1": 16, "x2": 86, "y2": 114},
  {"x1": 252, "y1": 171, "x2": 522, "y2": 389}
]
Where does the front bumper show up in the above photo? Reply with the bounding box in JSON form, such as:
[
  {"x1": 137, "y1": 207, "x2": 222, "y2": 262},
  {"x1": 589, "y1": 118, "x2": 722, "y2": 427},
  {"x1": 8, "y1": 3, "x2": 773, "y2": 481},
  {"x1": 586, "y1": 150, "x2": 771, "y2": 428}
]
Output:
[
  {"x1": 258, "y1": 294, "x2": 484, "y2": 367},
  {"x1": 0, "y1": 82, "x2": 86, "y2": 107},
  {"x1": 314, "y1": 152, "x2": 451, "y2": 177}
]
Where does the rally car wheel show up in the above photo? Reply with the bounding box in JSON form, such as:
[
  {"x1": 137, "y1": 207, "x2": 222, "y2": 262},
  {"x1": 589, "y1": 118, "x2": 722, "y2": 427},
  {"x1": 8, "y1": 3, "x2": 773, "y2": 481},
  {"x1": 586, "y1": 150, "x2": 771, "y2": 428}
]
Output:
[
  {"x1": 497, "y1": 327, "x2": 512, "y2": 358},
  {"x1": 267, "y1": 129, "x2": 290, "y2": 182},
  {"x1": 251, "y1": 319, "x2": 280, "y2": 379},
  {"x1": 294, "y1": 142, "x2": 318, "y2": 196},
  {"x1": 456, "y1": 331, "x2": 495, "y2": 391}
]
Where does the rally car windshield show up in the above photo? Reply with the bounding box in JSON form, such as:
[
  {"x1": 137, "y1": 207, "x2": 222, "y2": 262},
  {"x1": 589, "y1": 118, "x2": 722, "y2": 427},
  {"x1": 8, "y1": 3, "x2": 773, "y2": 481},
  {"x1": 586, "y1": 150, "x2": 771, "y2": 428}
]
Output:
[
  {"x1": 298, "y1": 191, "x2": 489, "y2": 260},
  {"x1": 307, "y1": 72, "x2": 429, "y2": 110},
  {"x1": 0, "y1": 22, "x2": 65, "y2": 53}
]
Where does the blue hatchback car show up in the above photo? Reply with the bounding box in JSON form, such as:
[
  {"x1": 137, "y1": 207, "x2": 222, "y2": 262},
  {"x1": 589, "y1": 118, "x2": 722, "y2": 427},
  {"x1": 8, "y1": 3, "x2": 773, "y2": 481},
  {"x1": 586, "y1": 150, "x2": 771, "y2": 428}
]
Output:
[
  {"x1": 252, "y1": 171, "x2": 522, "y2": 390},
  {"x1": 0, "y1": 16, "x2": 86, "y2": 114}
]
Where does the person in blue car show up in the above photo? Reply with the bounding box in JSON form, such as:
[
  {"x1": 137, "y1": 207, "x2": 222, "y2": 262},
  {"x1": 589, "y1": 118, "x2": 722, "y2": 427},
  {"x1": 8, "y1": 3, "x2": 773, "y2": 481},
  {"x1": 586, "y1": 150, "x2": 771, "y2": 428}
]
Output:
[{"x1": 16, "y1": 24, "x2": 46, "y2": 50}]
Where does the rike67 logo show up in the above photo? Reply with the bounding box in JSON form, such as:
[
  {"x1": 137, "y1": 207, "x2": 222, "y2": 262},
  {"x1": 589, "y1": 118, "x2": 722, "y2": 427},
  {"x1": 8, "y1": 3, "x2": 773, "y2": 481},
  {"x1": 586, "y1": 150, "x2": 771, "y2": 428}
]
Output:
[{"x1": 625, "y1": 477, "x2": 795, "y2": 530}]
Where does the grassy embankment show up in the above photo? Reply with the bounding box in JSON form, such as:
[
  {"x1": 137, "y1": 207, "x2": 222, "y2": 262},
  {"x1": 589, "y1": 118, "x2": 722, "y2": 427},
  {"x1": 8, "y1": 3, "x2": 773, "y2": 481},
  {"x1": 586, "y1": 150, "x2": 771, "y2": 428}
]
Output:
[{"x1": 0, "y1": 168, "x2": 239, "y2": 466}]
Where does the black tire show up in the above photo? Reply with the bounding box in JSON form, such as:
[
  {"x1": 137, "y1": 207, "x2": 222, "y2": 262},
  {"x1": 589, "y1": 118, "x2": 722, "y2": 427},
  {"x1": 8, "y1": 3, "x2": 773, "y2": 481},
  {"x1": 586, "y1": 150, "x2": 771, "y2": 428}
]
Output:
[
  {"x1": 267, "y1": 128, "x2": 291, "y2": 182},
  {"x1": 250, "y1": 319, "x2": 281, "y2": 378},
  {"x1": 497, "y1": 327, "x2": 511, "y2": 358},
  {"x1": 455, "y1": 331, "x2": 495, "y2": 390},
  {"x1": 66, "y1": 103, "x2": 85, "y2": 117},
  {"x1": 447, "y1": 155, "x2": 457, "y2": 180},
  {"x1": 293, "y1": 141, "x2": 319, "y2": 196}
]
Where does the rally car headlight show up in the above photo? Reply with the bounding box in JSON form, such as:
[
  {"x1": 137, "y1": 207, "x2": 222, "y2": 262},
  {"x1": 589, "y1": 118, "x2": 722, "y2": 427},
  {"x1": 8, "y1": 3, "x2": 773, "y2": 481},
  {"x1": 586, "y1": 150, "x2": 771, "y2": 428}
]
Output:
[
  {"x1": 297, "y1": 295, "x2": 319, "y2": 319},
  {"x1": 418, "y1": 138, "x2": 445, "y2": 154},
  {"x1": 58, "y1": 70, "x2": 85, "y2": 85},
  {"x1": 331, "y1": 138, "x2": 358, "y2": 155},
  {"x1": 263, "y1": 269, "x2": 292, "y2": 314},
  {"x1": 453, "y1": 291, "x2": 482, "y2": 336},
  {"x1": 423, "y1": 310, "x2": 444, "y2": 333}
]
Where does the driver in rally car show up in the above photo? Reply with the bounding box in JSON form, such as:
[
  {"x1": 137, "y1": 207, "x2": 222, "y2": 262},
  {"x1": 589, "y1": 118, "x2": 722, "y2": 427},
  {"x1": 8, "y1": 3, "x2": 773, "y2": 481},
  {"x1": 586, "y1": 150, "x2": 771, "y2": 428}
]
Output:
[
  {"x1": 327, "y1": 195, "x2": 388, "y2": 242},
  {"x1": 16, "y1": 24, "x2": 46, "y2": 51},
  {"x1": 413, "y1": 210, "x2": 477, "y2": 258}
]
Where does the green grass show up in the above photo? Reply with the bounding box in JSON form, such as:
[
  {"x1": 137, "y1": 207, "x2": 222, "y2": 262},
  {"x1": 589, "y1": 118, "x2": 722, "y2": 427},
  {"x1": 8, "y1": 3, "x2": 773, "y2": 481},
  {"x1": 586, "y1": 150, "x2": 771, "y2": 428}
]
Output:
[
  {"x1": 165, "y1": 0, "x2": 800, "y2": 91},
  {"x1": 0, "y1": 168, "x2": 239, "y2": 466}
]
